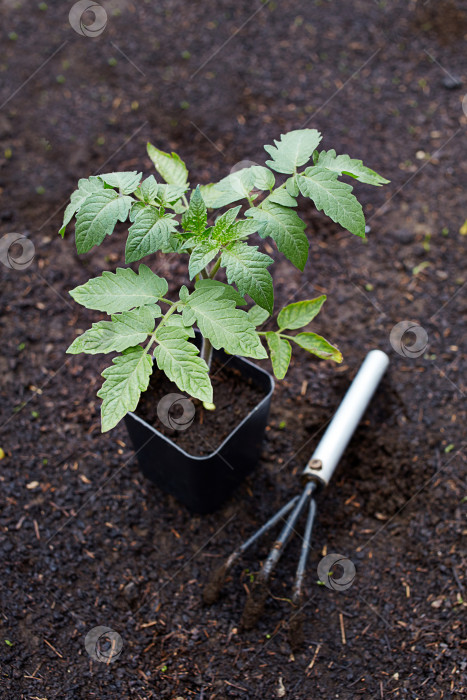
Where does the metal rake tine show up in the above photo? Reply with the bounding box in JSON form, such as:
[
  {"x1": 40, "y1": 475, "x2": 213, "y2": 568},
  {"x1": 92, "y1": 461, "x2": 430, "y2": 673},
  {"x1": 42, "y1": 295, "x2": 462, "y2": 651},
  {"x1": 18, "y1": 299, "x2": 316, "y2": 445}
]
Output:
[
  {"x1": 203, "y1": 494, "x2": 300, "y2": 605},
  {"x1": 292, "y1": 496, "x2": 317, "y2": 605},
  {"x1": 238, "y1": 494, "x2": 301, "y2": 557},
  {"x1": 288, "y1": 496, "x2": 317, "y2": 649},
  {"x1": 241, "y1": 481, "x2": 317, "y2": 629}
]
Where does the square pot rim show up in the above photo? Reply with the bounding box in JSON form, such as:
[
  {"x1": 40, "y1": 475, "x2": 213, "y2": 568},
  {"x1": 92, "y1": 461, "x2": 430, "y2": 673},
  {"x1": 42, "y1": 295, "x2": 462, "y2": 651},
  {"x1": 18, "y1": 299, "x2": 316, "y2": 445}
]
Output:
[{"x1": 126, "y1": 354, "x2": 275, "y2": 462}]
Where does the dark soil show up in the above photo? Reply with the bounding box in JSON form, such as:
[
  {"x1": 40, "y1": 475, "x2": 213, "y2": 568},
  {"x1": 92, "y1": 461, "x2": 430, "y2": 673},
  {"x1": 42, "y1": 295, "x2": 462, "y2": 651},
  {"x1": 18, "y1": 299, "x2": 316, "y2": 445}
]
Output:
[
  {"x1": 137, "y1": 356, "x2": 266, "y2": 457},
  {"x1": 202, "y1": 560, "x2": 231, "y2": 607},
  {"x1": 240, "y1": 579, "x2": 270, "y2": 632},
  {"x1": 1, "y1": 0, "x2": 466, "y2": 698}
]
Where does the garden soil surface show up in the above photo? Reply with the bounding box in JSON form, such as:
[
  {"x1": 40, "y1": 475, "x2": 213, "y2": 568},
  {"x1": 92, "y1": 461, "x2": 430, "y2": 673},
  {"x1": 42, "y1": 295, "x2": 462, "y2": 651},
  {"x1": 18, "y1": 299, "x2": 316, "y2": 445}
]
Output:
[
  {"x1": 137, "y1": 357, "x2": 266, "y2": 456},
  {"x1": 1, "y1": 1, "x2": 466, "y2": 698}
]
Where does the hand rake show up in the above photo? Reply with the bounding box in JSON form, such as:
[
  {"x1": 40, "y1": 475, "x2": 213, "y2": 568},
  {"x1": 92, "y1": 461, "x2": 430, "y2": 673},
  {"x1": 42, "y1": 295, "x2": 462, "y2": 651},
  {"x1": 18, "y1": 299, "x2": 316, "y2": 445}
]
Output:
[{"x1": 203, "y1": 349, "x2": 389, "y2": 640}]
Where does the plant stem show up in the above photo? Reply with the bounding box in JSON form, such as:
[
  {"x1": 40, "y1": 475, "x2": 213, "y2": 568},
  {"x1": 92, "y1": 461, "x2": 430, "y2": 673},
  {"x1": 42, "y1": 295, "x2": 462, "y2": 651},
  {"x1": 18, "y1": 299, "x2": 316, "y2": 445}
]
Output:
[
  {"x1": 195, "y1": 255, "x2": 222, "y2": 288},
  {"x1": 209, "y1": 258, "x2": 222, "y2": 279},
  {"x1": 201, "y1": 336, "x2": 213, "y2": 369},
  {"x1": 146, "y1": 300, "x2": 180, "y2": 354},
  {"x1": 257, "y1": 330, "x2": 295, "y2": 342},
  {"x1": 193, "y1": 257, "x2": 223, "y2": 369},
  {"x1": 158, "y1": 302, "x2": 179, "y2": 326},
  {"x1": 145, "y1": 336, "x2": 156, "y2": 354}
]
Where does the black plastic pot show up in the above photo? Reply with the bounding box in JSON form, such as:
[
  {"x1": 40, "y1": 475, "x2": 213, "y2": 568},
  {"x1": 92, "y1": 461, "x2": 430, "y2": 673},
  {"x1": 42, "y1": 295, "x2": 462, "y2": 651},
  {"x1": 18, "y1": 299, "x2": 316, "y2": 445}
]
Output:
[{"x1": 124, "y1": 347, "x2": 274, "y2": 514}]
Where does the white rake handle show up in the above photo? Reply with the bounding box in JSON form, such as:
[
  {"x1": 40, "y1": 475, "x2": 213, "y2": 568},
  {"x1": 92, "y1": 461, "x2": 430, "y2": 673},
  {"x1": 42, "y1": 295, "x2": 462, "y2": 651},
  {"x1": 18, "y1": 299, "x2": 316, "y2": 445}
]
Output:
[{"x1": 302, "y1": 349, "x2": 389, "y2": 487}]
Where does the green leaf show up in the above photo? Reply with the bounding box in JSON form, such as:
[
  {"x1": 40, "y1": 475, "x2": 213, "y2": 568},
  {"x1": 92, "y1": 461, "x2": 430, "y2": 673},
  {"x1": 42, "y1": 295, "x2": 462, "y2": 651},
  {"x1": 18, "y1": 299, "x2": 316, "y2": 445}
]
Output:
[
  {"x1": 178, "y1": 235, "x2": 199, "y2": 252},
  {"x1": 160, "y1": 235, "x2": 181, "y2": 254},
  {"x1": 286, "y1": 176, "x2": 299, "y2": 197},
  {"x1": 188, "y1": 240, "x2": 220, "y2": 279},
  {"x1": 232, "y1": 218, "x2": 261, "y2": 237},
  {"x1": 154, "y1": 326, "x2": 212, "y2": 402},
  {"x1": 182, "y1": 282, "x2": 267, "y2": 359},
  {"x1": 220, "y1": 242, "x2": 274, "y2": 314},
  {"x1": 98, "y1": 346, "x2": 153, "y2": 432},
  {"x1": 147, "y1": 143, "x2": 189, "y2": 186},
  {"x1": 99, "y1": 171, "x2": 142, "y2": 194},
  {"x1": 267, "y1": 189, "x2": 297, "y2": 207},
  {"x1": 59, "y1": 176, "x2": 106, "y2": 237},
  {"x1": 297, "y1": 167, "x2": 365, "y2": 237},
  {"x1": 248, "y1": 305, "x2": 270, "y2": 326},
  {"x1": 197, "y1": 184, "x2": 229, "y2": 209},
  {"x1": 198, "y1": 169, "x2": 257, "y2": 208},
  {"x1": 156, "y1": 184, "x2": 187, "y2": 207},
  {"x1": 75, "y1": 190, "x2": 133, "y2": 254},
  {"x1": 172, "y1": 199, "x2": 187, "y2": 215},
  {"x1": 219, "y1": 169, "x2": 256, "y2": 197},
  {"x1": 208, "y1": 207, "x2": 260, "y2": 245},
  {"x1": 211, "y1": 206, "x2": 241, "y2": 238},
  {"x1": 265, "y1": 332, "x2": 291, "y2": 379},
  {"x1": 277, "y1": 296, "x2": 326, "y2": 330},
  {"x1": 199, "y1": 188, "x2": 244, "y2": 209},
  {"x1": 134, "y1": 180, "x2": 187, "y2": 210},
  {"x1": 210, "y1": 165, "x2": 274, "y2": 196},
  {"x1": 246, "y1": 201, "x2": 308, "y2": 271},
  {"x1": 70, "y1": 264, "x2": 168, "y2": 313},
  {"x1": 67, "y1": 306, "x2": 159, "y2": 355},
  {"x1": 264, "y1": 129, "x2": 322, "y2": 174},
  {"x1": 125, "y1": 207, "x2": 178, "y2": 263},
  {"x1": 164, "y1": 314, "x2": 196, "y2": 337},
  {"x1": 249, "y1": 165, "x2": 275, "y2": 191},
  {"x1": 178, "y1": 285, "x2": 189, "y2": 302},
  {"x1": 194, "y1": 278, "x2": 246, "y2": 306},
  {"x1": 60, "y1": 207, "x2": 78, "y2": 239},
  {"x1": 315, "y1": 150, "x2": 389, "y2": 186},
  {"x1": 129, "y1": 201, "x2": 147, "y2": 222},
  {"x1": 292, "y1": 332, "x2": 342, "y2": 362},
  {"x1": 135, "y1": 175, "x2": 159, "y2": 203},
  {"x1": 182, "y1": 186, "x2": 207, "y2": 235}
]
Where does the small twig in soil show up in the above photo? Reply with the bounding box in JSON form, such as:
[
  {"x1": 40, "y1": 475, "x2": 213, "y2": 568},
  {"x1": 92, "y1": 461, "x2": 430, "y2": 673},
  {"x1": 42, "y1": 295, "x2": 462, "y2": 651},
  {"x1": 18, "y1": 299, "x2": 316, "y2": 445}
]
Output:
[
  {"x1": 43, "y1": 638, "x2": 63, "y2": 658},
  {"x1": 339, "y1": 611, "x2": 346, "y2": 645},
  {"x1": 306, "y1": 643, "x2": 321, "y2": 675}
]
